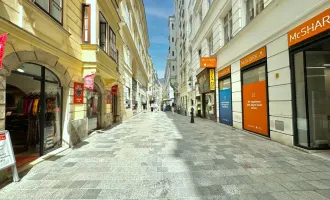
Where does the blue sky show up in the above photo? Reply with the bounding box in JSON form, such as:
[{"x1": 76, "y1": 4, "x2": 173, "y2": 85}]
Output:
[{"x1": 144, "y1": 0, "x2": 174, "y2": 79}]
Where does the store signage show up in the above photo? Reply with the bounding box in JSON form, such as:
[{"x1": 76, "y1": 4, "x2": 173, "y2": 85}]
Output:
[
  {"x1": 242, "y1": 80, "x2": 268, "y2": 136},
  {"x1": 111, "y1": 85, "x2": 118, "y2": 95},
  {"x1": 209, "y1": 69, "x2": 215, "y2": 91},
  {"x1": 219, "y1": 88, "x2": 233, "y2": 125},
  {"x1": 197, "y1": 69, "x2": 210, "y2": 93},
  {"x1": 288, "y1": 8, "x2": 330, "y2": 47},
  {"x1": 84, "y1": 74, "x2": 95, "y2": 90},
  {"x1": 74, "y1": 82, "x2": 84, "y2": 104},
  {"x1": 106, "y1": 90, "x2": 111, "y2": 104},
  {"x1": 240, "y1": 47, "x2": 267, "y2": 68},
  {"x1": 0, "y1": 33, "x2": 8, "y2": 69},
  {"x1": 218, "y1": 66, "x2": 231, "y2": 78},
  {"x1": 0, "y1": 131, "x2": 20, "y2": 182},
  {"x1": 200, "y1": 57, "x2": 217, "y2": 68}
]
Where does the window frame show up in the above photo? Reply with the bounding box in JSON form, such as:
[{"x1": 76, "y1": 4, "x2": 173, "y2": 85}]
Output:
[
  {"x1": 224, "y1": 9, "x2": 233, "y2": 44},
  {"x1": 82, "y1": 4, "x2": 91, "y2": 43},
  {"x1": 33, "y1": 0, "x2": 63, "y2": 24},
  {"x1": 246, "y1": 0, "x2": 265, "y2": 24}
]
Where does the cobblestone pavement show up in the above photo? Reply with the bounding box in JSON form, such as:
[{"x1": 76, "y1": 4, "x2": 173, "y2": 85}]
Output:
[{"x1": 1, "y1": 112, "x2": 330, "y2": 200}]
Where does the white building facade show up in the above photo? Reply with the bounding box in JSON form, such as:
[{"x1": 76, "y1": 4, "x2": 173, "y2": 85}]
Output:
[{"x1": 181, "y1": 0, "x2": 330, "y2": 150}]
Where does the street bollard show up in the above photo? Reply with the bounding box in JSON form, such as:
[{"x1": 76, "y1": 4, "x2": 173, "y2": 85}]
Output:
[{"x1": 190, "y1": 107, "x2": 194, "y2": 123}]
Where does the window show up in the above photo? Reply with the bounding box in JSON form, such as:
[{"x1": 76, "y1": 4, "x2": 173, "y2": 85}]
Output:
[
  {"x1": 246, "y1": 0, "x2": 264, "y2": 24},
  {"x1": 172, "y1": 37, "x2": 174, "y2": 42},
  {"x1": 82, "y1": 4, "x2": 91, "y2": 43},
  {"x1": 99, "y1": 13, "x2": 107, "y2": 52},
  {"x1": 172, "y1": 66, "x2": 175, "y2": 71},
  {"x1": 198, "y1": 49, "x2": 202, "y2": 57},
  {"x1": 34, "y1": 0, "x2": 63, "y2": 23},
  {"x1": 109, "y1": 28, "x2": 117, "y2": 61},
  {"x1": 125, "y1": 46, "x2": 130, "y2": 66},
  {"x1": 172, "y1": 23, "x2": 174, "y2": 30},
  {"x1": 199, "y1": 10, "x2": 203, "y2": 25},
  {"x1": 172, "y1": 51, "x2": 174, "y2": 56},
  {"x1": 208, "y1": 34, "x2": 213, "y2": 56},
  {"x1": 224, "y1": 9, "x2": 232, "y2": 44},
  {"x1": 124, "y1": 87, "x2": 131, "y2": 109}
]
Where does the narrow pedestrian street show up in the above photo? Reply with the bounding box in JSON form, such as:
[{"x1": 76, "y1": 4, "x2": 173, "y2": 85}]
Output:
[{"x1": 1, "y1": 112, "x2": 330, "y2": 200}]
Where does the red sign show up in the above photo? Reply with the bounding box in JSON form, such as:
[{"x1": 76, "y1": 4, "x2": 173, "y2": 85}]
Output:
[
  {"x1": 111, "y1": 85, "x2": 118, "y2": 95},
  {"x1": 74, "y1": 82, "x2": 84, "y2": 104},
  {"x1": 0, "y1": 134, "x2": 6, "y2": 141},
  {"x1": 0, "y1": 33, "x2": 8, "y2": 69},
  {"x1": 84, "y1": 74, "x2": 95, "y2": 90}
]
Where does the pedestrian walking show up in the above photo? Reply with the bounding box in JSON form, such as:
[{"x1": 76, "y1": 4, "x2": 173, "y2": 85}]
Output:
[{"x1": 171, "y1": 102, "x2": 175, "y2": 115}]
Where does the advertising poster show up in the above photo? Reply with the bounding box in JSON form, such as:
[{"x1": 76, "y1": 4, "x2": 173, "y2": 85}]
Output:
[
  {"x1": 242, "y1": 80, "x2": 268, "y2": 136},
  {"x1": 74, "y1": 82, "x2": 84, "y2": 104},
  {"x1": 0, "y1": 33, "x2": 8, "y2": 69},
  {"x1": 219, "y1": 88, "x2": 233, "y2": 125}
]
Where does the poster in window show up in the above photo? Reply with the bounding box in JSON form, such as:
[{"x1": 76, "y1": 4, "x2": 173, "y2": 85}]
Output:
[
  {"x1": 242, "y1": 80, "x2": 268, "y2": 136},
  {"x1": 219, "y1": 88, "x2": 233, "y2": 125},
  {"x1": 74, "y1": 82, "x2": 84, "y2": 104}
]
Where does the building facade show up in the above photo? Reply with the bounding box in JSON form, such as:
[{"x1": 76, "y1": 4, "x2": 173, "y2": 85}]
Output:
[
  {"x1": 0, "y1": 0, "x2": 154, "y2": 180},
  {"x1": 176, "y1": 0, "x2": 330, "y2": 150}
]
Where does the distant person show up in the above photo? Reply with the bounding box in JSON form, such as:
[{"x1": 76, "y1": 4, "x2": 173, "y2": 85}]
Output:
[
  {"x1": 171, "y1": 102, "x2": 175, "y2": 115},
  {"x1": 163, "y1": 104, "x2": 166, "y2": 112}
]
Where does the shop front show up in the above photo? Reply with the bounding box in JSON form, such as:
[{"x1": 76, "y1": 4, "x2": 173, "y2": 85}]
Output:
[
  {"x1": 218, "y1": 66, "x2": 233, "y2": 126},
  {"x1": 241, "y1": 47, "x2": 269, "y2": 136},
  {"x1": 197, "y1": 68, "x2": 216, "y2": 121},
  {"x1": 288, "y1": 8, "x2": 330, "y2": 149},
  {"x1": 5, "y1": 63, "x2": 62, "y2": 158}
]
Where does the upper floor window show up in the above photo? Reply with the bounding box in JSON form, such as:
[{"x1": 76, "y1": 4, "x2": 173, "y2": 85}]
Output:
[
  {"x1": 109, "y1": 28, "x2": 117, "y2": 61},
  {"x1": 198, "y1": 49, "x2": 201, "y2": 57},
  {"x1": 82, "y1": 4, "x2": 91, "y2": 43},
  {"x1": 172, "y1": 51, "x2": 175, "y2": 56},
  {"x1": 199, "y1": 10, "x2": 202, "y2": 25},
  {"x1": 172, "y1": 23, "x2": 174, "y2": 30},
  {"x1": 172, "y1": 66, "x2": 175, "y2": 71},
  {"x1": 246, "y1": 0, "x2": 264, "y2": 24},
  {"x1": 172, "y1": 37, "x2": 174, "y2": 42},
  {"x1": 224, "y1": 9, "x2": 233, "y2": 44},
  {"x1": 208, "y1": 34, "x2": 213, "y2": 55},
  {"x1": 34, "y1": 0, "x2": 63, "y2": 23},
  {"x1": 99, "y1": 13, "x2": 108, "y2": 52},
  {"x1": 99, "y1": 12, "x2": 117, "y2": 62},
  {"x1": 208, "y1": 0, "x2": 213, "y2": 8}
]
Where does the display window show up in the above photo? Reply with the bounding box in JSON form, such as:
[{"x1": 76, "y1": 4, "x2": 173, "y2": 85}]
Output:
[
  {"x1": 291, "y1": 35, "x2": 330, "y2": 149},
  {"x1": 203, "y1": 92, "x2": 216, "y2": 121},
  {"x1": 218, "y1": 77, "x2": 232, "y2": 125},
  {"x1": 5, "y1": 63, "x2": 62, "y2": 160},
  {"x1": 242, "y1": 63, "x2": 269, "y2": 136},
  {"x1": 86, "y1": 84, "x2": 101, "y2": 132}
]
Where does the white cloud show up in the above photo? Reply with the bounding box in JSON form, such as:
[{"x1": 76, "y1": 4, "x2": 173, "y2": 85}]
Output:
[
  {"x1": 157, "y1": 69, "x2": 165, "y2": 79},
  {"x1": 145, "y1": 7, "x2": 172, "y2": 19}
]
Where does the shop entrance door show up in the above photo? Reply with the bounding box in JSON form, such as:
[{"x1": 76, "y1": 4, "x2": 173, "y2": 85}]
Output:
[
  {"x1": 112, "y1": 94, "x2": 117, "y2": 123},
  {"x1": 292, "y1": 36, "x2": 330, "y2": 149}
]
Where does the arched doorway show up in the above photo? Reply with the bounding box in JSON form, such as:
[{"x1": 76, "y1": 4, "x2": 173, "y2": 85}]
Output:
[{"x1": 5, "y1": 63, "x2": 62, "y2": 159}]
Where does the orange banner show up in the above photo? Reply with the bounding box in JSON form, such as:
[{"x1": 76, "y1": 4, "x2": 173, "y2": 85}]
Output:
[
  {"x1": 200, "y1": 57, "x2": 217, "y2": 68},
  {"x1": 218, "y1": 66, "x2": 231, "y2": 78},
  {"x1": 242, "y1": 80, "x2": 268, "y2": 136},
  {"x1": 288, "y1": 8, "x2": 330, "y2": 47},
  {"x1": 240, "y1": 47, "x2": 267, "y2": 69}
]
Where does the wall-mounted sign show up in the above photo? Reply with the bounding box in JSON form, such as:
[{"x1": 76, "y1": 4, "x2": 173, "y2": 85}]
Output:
[
  {"x1": 0, "y1": 131, "x2": 20, "y2": 182},
  {"x1": 288, "y1": 8, "x2": 330, "y2": 47},
  {"x1": 219, "y1": 88, "x2": 232, "y2": 125},
  {"x1": 200, "y1": 57, "x2": 217, "y2": 68},
  {"x1": 111, "y1": 85, "x2": 118, "y2": 95},
  {"x1": 0, "y1": 33, "x2": 8, "y2": 69},
  {"x1": 242, "y1": 80, "x2": 268, "y2": 136},
  {"x1": 209, "y1": 69, "x2": 215, "y2": 91},
  {"x1": 240, "y1": 47, "x2": 267, "y2": 68},
  {"x1": 74, "y1": 82, "x2": 84, "y2": 104},
  {"x1": 84, "y1": 74, "x2": 95, "y2": 90},
  {"x1": 218, "y1": 66, "x2": 231, "y2": 78}
]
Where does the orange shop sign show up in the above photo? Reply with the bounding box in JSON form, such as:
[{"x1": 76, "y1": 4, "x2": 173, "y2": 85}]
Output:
[
  {"x1": 200, "y1": 57, "x2": 217, "y2": 68},
  {"x1": 218, "y1": 66, "x2": 231, "y2": 78},
  {"x1": 240, "y1": 47, "x2": 267, "y2": 69},
  {"x1": 242, "y1": 80, "x2": 269, "y2": 136},
  {"x1": 288, "y1": 9, "x2": 330, "y2": 47}
]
